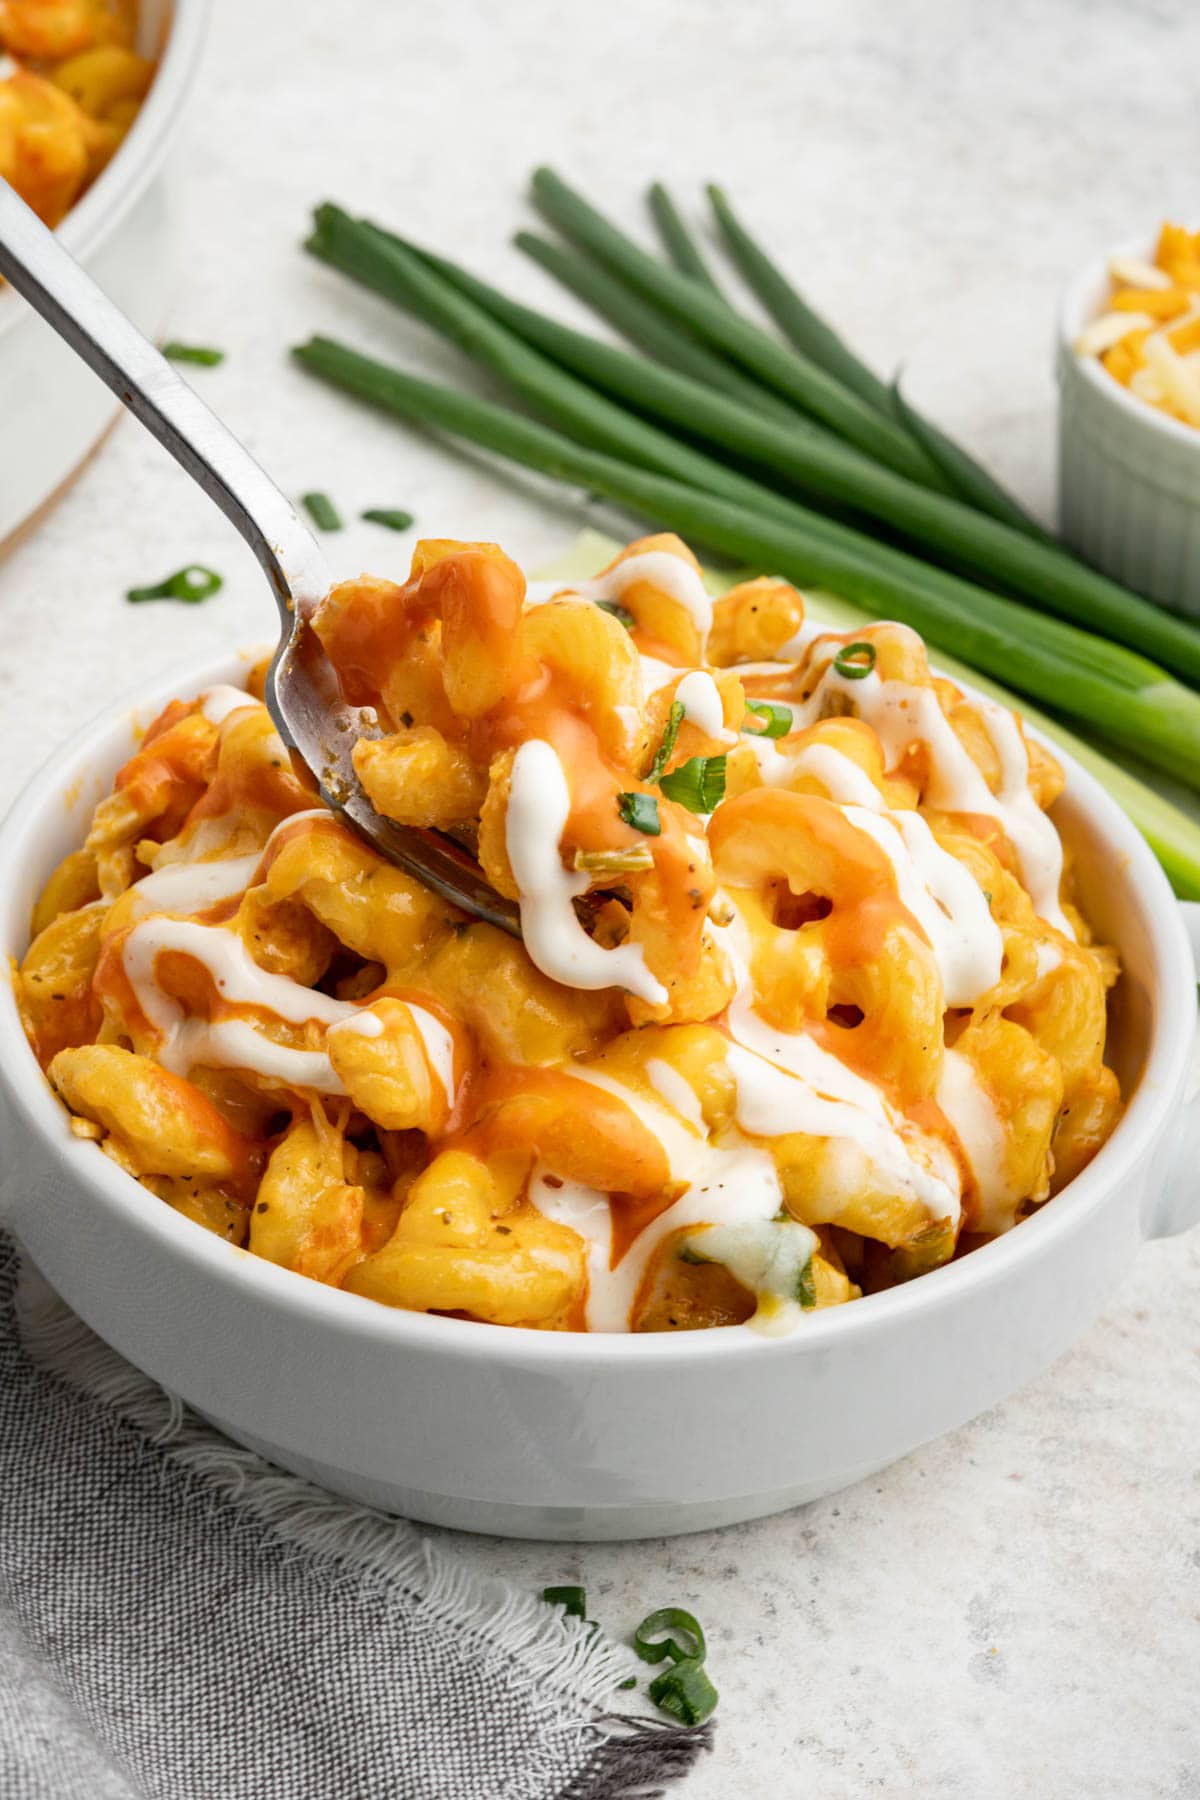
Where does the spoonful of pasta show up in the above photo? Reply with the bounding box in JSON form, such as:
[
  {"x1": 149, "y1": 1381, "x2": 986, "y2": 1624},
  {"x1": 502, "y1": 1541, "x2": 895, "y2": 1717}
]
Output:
[{"x1": 0, "y1": 177, "x2": 520, "y2": 937}]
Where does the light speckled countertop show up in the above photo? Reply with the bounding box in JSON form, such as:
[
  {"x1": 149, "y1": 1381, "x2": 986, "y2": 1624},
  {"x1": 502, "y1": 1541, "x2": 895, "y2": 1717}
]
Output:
[{"x1": 2, "y1": 1, "x2": 1199, "y2": 1793}]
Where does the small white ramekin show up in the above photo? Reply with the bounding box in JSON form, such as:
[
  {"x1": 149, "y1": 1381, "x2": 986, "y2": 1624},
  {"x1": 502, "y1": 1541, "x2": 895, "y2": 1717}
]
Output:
[
  {"x1": 1, "y1": 649, "x2": 1199, "y2": 1540},
  {"x1": 0, "y1": 0, "x2": 210, "y2": 551},
  {"x1": 1057, "y1": 237, "x2": 1200, "y2": 620}
]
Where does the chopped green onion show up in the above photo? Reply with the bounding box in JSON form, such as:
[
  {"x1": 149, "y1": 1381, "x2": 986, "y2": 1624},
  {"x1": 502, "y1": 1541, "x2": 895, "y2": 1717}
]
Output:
[
  {"x1": 648, "y1": 1658, "x2": 719, "y2": 1726},
  {"x1": 594, "y1": 597, "x2": 635, "y2": 629},
  {"x1": 542, "y1": 1585, "x2": 587, "y2": 1618},
  {"x1": 125, "y1": 564, "x2": 223, "y2": 605},
  {"x1": 160, "y1": 342, "x2": 224, "y2": 366},
  {"x1": 833, "y1": 642, "x2": 877, "y2": 680},
  {"x1": 361, "y1": 507, "x2": 414, "y2": 530},
  {"x1": 617, "y1": 1676, "x2": 637, "y2": 1691},
  {"x1": 617, "y1": 791, "x2": 661, "y2": 835},
  {"x1": 659, "y1": 754, "x2": 727, "y2": 813},
  {"x1": 633, "y1": 1608, "x2": 707, "y2": 1666},
  {"x1": 302, "y1": 491, "x2": 343, "y2": 531},
  {"x1": 796, "y1": 1255, "x2": 817, "y2": 1311},
  {"x1": 573, "y1": 845, "x2": 655, "y2": 875},
  {"x1": 647, "y1": 699, "x2": 685, "y2": 782},
  {"x1": 743, "y1": 699, "x2": 793, "y2": 739}
]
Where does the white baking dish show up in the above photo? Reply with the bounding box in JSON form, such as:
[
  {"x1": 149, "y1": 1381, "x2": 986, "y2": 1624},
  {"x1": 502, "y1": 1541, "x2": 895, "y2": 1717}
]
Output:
[
  {"x1": 0, "y1": 649, "x2": 1197, "y2": 1541},
  {"x1": 0, "y1": 0, "x2": 209, "y2": 551},
  {"x1": 1058, "y1": 236, "x2": 1200, "y2": 619}
]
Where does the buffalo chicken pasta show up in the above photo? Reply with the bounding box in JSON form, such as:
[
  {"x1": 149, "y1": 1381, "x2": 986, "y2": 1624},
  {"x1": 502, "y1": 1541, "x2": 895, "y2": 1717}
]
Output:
[{"x1": 18, "y1": 535, "x2": 1123, "y2": 1332}]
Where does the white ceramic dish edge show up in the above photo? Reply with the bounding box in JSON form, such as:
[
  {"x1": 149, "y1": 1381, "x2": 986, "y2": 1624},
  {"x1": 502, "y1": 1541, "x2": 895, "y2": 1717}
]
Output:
[
  {"x1": 0, "y1": 649, "x2": 1197, "y2": 1540},
  {"x1": 1057, "y1": 234, "x2": 1200, "y2": 619},
  {"x1": 0, "y1": 0, "x2": 210, "y2": 546}
]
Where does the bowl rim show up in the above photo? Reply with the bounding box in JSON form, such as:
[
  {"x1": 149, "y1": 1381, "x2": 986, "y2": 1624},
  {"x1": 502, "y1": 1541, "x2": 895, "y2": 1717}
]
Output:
[
  {"x1": 0, "y1": 643, "x2": 1193, "y2": 1367},
  {"x1": 0, "y1": 0, "x2": 211, "y2": 340},
  {"x1": 1057, "y1": 230, "x2": 1200, "y2": 457}
]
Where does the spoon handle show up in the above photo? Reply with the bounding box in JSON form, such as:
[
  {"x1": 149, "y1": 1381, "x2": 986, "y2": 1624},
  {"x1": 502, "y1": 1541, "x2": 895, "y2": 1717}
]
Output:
[{"x1": 0, "y1": 178, "x2": 327, "y2": 616}]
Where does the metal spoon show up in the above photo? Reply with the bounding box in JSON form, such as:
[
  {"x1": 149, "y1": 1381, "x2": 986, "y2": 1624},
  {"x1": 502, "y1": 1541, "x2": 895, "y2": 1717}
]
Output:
[{"x1": 0, "y1": 178, "x2": 520, "y2": 936}]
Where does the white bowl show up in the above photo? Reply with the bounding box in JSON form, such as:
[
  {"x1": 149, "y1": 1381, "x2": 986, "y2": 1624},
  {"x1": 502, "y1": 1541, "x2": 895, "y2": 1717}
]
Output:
[
  {"x1": 0, "y1": 0, "x2": 209, "y2": 551},
  {"x1": 1057, "y1": 236, "x2": 1200, "y2": 618},
  {"x1": 1, "y1": 650, "x2": 1198, "y2": 1541}
]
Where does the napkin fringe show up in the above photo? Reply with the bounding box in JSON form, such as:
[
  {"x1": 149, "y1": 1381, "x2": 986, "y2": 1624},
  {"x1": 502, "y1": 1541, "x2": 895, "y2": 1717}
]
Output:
[{"x1": 14, "y1": 1258, "x2": 714, "y2": 1795}]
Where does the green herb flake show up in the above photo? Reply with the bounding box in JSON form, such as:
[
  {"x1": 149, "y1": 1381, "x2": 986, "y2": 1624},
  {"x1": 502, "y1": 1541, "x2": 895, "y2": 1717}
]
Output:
[
  {"x1": 594, "y1": 597, "x2": 636, "y2": 630},
  {"x1": 648, "y1": 1657, "x2": 719, "y2": 1726},
  {"x1": 617, "y1": 791, "x2": 662, "y2": 836},
  {"x1": 302, "y1": 491, "x2": 343, "y2": 532},
  {"x1": 361, "y1": 507, "x2": 415, "y2": 531},
  {"x1": 633, "y1": 1608, "x2": 707, "y2": 1666},
  {"x1": 125, "y1": 564, "x2": 223, "y2": 605},
  {"x1": 832, "y1": 641, "x2": 877, "y2": 681},
  {"x1": 160, "y1": 342, "x2": 225, "y2": 366},
  {"x1": 659, "y1": 754, "x2": 727, "y2": 814},
  {"x1": 542, "y1": 1585, "x2": 587, "y2": 1619},
  {"x1": 742, "y1": 699, "x2": 793, "y2": 739},
  {"x1": 573, "y1": 845, "x2": 655, "y2": 875},
  {"x1": 796, "y1": 1254, "x2": 817, "y2": 1311},
  {"x1": 647, "y1": 700, "x2": 685, "y2": 783}
]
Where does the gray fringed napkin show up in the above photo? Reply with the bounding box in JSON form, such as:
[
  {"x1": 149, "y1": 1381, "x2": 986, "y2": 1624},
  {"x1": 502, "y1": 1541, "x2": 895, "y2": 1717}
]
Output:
[{"x1": 0, "y1": 1238, "x2": 710, "y2": 1799}]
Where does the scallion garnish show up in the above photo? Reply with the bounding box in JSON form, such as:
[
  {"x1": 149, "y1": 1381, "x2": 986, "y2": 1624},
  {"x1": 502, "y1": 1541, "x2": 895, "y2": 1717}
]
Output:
[
  {"x1": 160, "y1": 342, "x2": 225, "y2": 366},
  {"x1": 361, "y1": 507, "x2": 414, "y2": 531},
  {"x1": 617, "y1": 1676, "x2": 637, "y2": 1691},
  {"x1": 648, "y1": 1658, "x2": 719, "y2": 1726},
  {"x1": 659, "y1": 754, "x2": 726, "y2": 813},
  {"x1": 633, "y1": 1608, "x2": 707, "y2": 1666},
  {"x1": 796, "y1": 1255, "x2": 817, "y2": 1311},
  {"x1": 302, "y1": 491, "x2": 343, "y2": 531},
  {"x1": 542, "y1": 1585, "x2": 587, "y2": 1618},
  {"x1": 647, "y1": 699, "x2": 684, "y2": 783},
  {"x1": 742, "y1": 699, "x2": 793, "y2": 739},
  {"x1": 573, "y1": 845, "x2": 655, "y2": 875},
  {"x1": 594, "y1": 597, "x2": 635, "y2": 630},
  {"x1": 832, "y1": 641, "x2": 877, "y2": 680},
  {"x1": 125, "y1": 564, "x2": 223, "y2": 605},
  {"x1": 617, "y1": 791, "x2": 661, "y2": 836}
]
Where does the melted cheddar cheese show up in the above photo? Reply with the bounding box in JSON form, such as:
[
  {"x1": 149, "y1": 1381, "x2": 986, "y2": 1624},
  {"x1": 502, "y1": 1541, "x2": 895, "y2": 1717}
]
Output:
[{"x1": 19, "y1": 535, "x2": 1123, "y2": 1332}]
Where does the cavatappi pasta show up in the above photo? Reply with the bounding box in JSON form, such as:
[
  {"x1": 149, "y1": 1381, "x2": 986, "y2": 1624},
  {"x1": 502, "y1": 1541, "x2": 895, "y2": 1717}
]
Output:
[
  {"x1": 19, "y1": 535, "x2": 1123, "y2": 1333},
  {"x1": 0, "y1": 0, "x2": 154, "y2": 228}
]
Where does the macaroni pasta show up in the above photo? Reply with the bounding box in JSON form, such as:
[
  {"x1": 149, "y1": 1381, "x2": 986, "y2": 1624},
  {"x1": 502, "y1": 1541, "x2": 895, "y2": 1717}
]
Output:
[
  {"x1": 0, "y1": 0, "x2": 153, "y2": 227},
  {"x1": 19, "y1": 535, "x2": 1123, "y2": 1332}
]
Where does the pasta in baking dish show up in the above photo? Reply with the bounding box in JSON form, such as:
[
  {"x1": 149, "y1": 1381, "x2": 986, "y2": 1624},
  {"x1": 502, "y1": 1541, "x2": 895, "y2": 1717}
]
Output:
[
  {"x1": 18, "y1": 534, "x2": 1123, "y2": 1333},
  {"x1": 0, "y1": 0, "x2": 154, "y2": 228}
]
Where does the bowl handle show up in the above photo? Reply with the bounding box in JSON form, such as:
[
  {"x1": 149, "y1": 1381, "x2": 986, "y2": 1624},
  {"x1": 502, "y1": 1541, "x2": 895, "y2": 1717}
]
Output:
[{"x1": 1142, "y1": 902, "x2": 1200, "y2": 1240}]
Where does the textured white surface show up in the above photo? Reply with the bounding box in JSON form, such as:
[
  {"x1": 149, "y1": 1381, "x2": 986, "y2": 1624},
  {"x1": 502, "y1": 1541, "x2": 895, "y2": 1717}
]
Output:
[{"x1": 1, "y1": 0, "x2": 1198, "y2": 1793}]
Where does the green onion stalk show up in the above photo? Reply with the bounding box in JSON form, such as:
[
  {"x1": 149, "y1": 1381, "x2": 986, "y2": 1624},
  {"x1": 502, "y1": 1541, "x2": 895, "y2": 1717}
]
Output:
[
  {"x1": 308, "y1": 206, "x2": 1200, "y2": 689},
  {"x1": 529, "y1": 167, "x2": 952, "y2": 490},
  {"x1": 290, "y1": 335, "x2": 1200, "y2": 818}
]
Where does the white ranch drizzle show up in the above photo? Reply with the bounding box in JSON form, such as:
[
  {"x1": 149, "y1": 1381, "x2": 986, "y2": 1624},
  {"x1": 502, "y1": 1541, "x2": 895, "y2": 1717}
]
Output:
[
  {"x1": 404, "y1": 1005, "x2": 457, "y2": 1107},
  {"x1": 127, "y1": 854, "x2": 262, "y2": 917},
  {"x1": 844, "y1": 806, "x2": 1003, "y2": 1006},
  {"x1": 755, "y1": 653, "x2": 1076, "y2": 939},
  {"x1": 673, "y1": 671, "x2": 736, "y2": 743},
  {"x1": 120, "y1": 909, "x2": 455, "y2": 1104},
  {"x1": 638, "y1": 654, "x2": 684, "y2": 698},
  {"x1": 504, "y1": 739, "x2": 667, "y2": 1006},
  {"x1": 713, "y1": 912, "x2": 962, "y2": 1223},
  {"x1": 199, "y1": 685, "x2": 260, "y2": 726},
  {"x1": 527, "y1": 1168, "x2": 614, "y2": 1329},
  {"x1": 936, "y1": 1047, "x2": 1014, "y2": 1233},
  {"x1": 861, "y1": 679, "x2": 1072, "y2": 938},
  {"x1": 577, "y1": 552, "x2": 713, "y2": 651}
]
